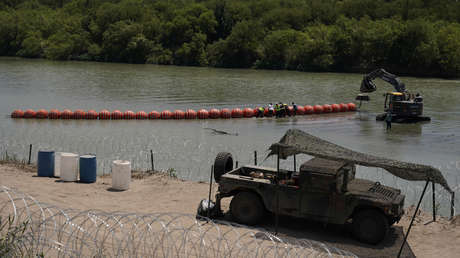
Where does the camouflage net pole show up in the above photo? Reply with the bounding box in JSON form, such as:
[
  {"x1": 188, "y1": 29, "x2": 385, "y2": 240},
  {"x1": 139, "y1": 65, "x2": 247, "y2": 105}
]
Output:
[{"x1": 0, "y1": 186, "x2": 357, "y2": 258}]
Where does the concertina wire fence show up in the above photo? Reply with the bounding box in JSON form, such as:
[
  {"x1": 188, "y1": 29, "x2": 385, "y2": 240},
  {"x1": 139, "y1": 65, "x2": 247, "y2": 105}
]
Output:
[{"x1": 0, "y1": 186, "x2": 357, "y2": 258}]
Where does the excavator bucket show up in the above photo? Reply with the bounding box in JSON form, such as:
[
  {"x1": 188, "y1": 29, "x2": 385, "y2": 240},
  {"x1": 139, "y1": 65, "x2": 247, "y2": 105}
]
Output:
[{"x1": 360, "y1": 77, "x2": 377, "y2": 93}]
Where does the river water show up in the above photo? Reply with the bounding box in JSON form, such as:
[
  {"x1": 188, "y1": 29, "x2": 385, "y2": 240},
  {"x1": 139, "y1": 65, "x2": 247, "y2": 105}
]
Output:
[{"x1": 0, "y1": 57, "x2": 459, "y2": 215}]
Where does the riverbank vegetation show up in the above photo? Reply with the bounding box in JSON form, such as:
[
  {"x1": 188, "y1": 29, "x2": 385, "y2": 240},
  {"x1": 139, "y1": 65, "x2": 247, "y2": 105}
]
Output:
[{"x1": 1, "y1": 0, "x2": 460, "y2": 77}]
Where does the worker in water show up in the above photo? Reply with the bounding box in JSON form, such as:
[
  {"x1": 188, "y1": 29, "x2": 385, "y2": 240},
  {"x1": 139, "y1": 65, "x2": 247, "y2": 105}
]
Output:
[
  {"x1": 257, "y1": 106, "x2": 264, "y2": 117},
  {"x1": 283, "y1": 103, "x2": 289, "y2": 117},
  {"x1": 268, "y1": 103, "x2": 274, "y2": 116},
  {"x1": 292, "y1": 102, "x2": 297, "y2": 116},
  {"x1": 385, "y1": 112, "x2": 392, "y2": 131}
]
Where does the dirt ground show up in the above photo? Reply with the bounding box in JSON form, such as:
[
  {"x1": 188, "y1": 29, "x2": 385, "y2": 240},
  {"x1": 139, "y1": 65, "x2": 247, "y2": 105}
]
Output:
[{"x1": 1, "y1": 162, "x2": 459, "y2": 257}]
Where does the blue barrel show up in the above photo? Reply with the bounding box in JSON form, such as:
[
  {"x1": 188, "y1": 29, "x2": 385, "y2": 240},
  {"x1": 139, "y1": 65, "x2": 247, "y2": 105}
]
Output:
[
  {"x1": 79, "y1": 155, "x2": 97, "y2": 183},
  {"x1": 37, "y1": 150, "x2": 55, "y2": 177}
]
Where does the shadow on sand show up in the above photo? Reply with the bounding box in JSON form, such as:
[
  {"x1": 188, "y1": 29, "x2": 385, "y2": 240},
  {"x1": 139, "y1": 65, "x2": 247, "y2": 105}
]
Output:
[{"x1": 214, "y1": 212, "x2": 415, "y2": 258}]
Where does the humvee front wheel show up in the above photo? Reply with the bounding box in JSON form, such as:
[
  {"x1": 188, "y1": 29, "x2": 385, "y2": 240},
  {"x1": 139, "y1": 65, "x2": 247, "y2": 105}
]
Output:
[
  {"x1": 352, "y1": 210, "x2": 389, "y2": 244},
  {"x1": 230, "y1": 192, "x2": 264, "y2": 225}
]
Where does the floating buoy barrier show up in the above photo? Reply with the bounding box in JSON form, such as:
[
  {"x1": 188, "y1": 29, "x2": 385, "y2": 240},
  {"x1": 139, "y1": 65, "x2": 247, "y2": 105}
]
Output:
[
  {"x1": 243, "y1": 108, "x2": 254, "y2": 118},
  {"x1": 86, "y1": 110, "x2": 98, "y2": 119},
  {"x1": 123, "y1": 110, "x2": 135, "y2": 120},
  {"x1": 136, "y1": 111, "x2": 148, "y2": 119},
  {"x1": 11, "y1": 102, "x2": 356, "y2": 121},
  {"x1": 185, "y1": 109, "x2": 197, "y2": 119},
  {"x1": 209, "y1": 108, "x2": 220, "y2": 119},
  {"x1": 149, "y1": 111, "x2": 160, "y2": 119},
  {"x1": 36, "y1": 109, "x2": 48, "y2": 119},
  {"x1": 339, "y1": 103, "x2": 349, "y2": 112},
  {"x1": 313, "y1": 105, "x2": 324, "y2": 114},
  {"x1": 322, "y1": 104, "x2": 332, "y2": 113},
  {"x1": 99, "y1": 110, "x2": 110, "y2": 120},
  {"x1": 49, "y1": 109, "x2": 61, "y2": 119},
  {"x1": 74, "y1": 109, "x2": 86, "y2": 119},
  {"x1": 111, "y1": 110, "x2": 123, "y2": 120},
  {"x1": 232, "y1": 108, "x2": 243, "y2": 118},
  {"x1": 160, "y1": 110, "x2": 172, "y2": 119},
  {"x1": 221, "y1": 108, "x2": 231, "y2": 118},
  {"x1": 198, "y1": 109, "x2": 209, "y2": 119},
  {"x1": 173, "y1": 110, "x2": 185, "y2": 119},
  {"x1": 347, "y1": 103, "x2": 357, "y2": 111},
  {"x1": 304, "y1": 105, "x2": 314, "y2": 114},
  {"x1": 11, "y1": 109, "x2": 24, "y2": 118}
]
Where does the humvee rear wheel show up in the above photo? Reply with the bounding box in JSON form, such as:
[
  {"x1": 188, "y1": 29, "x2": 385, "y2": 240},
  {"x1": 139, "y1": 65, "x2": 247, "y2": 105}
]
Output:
[
  {"x1": 230, "y1": 192, "x2": 264, "y2": 225},
  {"x1": 352, "y1": 210, "x2": 389, "y2": 244},
  {"x1": 214, "y1": 152, "x2": 233, "y2": 182}
]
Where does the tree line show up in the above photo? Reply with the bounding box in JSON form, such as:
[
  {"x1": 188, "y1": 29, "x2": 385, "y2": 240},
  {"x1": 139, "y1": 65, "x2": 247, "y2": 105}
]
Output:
[{"x1": 1, "y1": 0, "x2": 460, "y2": 78}]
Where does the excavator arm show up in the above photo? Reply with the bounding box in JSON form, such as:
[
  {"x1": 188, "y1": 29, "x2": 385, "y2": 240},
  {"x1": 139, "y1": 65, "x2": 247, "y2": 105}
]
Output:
[{"x1": 360, "y1": 69, "x2": 406, "y2": 93}]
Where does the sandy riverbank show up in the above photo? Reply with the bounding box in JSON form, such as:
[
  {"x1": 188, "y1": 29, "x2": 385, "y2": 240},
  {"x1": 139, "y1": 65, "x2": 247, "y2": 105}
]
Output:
[{"x1": 1, "y1": 162, "x2": 459, "y2": 257}]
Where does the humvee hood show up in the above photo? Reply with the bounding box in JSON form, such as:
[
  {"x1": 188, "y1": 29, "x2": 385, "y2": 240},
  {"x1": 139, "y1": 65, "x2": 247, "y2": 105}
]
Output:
[
  {"x1": 268, "y1": 129, "x2": 452, "y2": 193},
  {"x1": 347, "y1": 179, "x2": 401, "y2": 202}
]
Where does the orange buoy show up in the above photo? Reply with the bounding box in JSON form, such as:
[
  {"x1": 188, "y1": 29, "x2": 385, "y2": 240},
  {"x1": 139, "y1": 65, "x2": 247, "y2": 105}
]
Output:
[
  {"x1": 85, "y1": 110, "x2": 98, "y2": 119},
  {"x1": 331, "y1": 104, "x2": 340, "y2": 112},
  {"x1": 313, "y1": 105, "x2": 324, "y2": 114},
  {"x1": 73, "y1": 109, "x2": 86, "y2": 119},
  {"x1": 264, "y1": 108, "x2": 273, "y2": 117},
  {"x1": 287, "y1": 106, "x2": 294, "y2": 116},
  {"x1": 136, "y1": 111, "x2": 148, "y2": 119},
  {"x1": 304, "y1": 105, "x2": 314, "y2": 114},
  {"x1": 24, "y1": 109, "x2": 37, "y2": 118},
  {"x1": 11, "y1": 110, "x2": 24, "y2": 118},
  {"x1": 347, "y1": 103, "x2": 357, "y2": 111},
  {"x1": 198, "y1": 109, "x2": 209, "y2": 119},
  {"x1": 111, "y1": 110, "x2": 123, "y2": 120},
  {"x1": 322, "y1": 104, "x2": 332, "y2": 113},
  {"x1": 123, "y1": 110, "x2": 135, "y2": 120},
  {"x1": 48, "y1": 109, "x2": 61, "y2": 119},
  {"x1": 296, "y1": 106, "x2": 305, "y2": 115},
  {"x1": 231, "y1": 108, "x2": 243, "y2": 118},
  {"x1": 173, "y1": 110, "x2": 185, "y2": 119},
  {"x1": 99, "y1": 110, "x2": 110, "y2": 120},
  {"x1": 61, "y1": 109, "x2": 73, "y2": 119},
  {"x1": 221, "y1": 108, "x2": 231, "y2": 119},
  {"x1": 148, "y1": 111, "x2": 160, "y2": 119},
  {"x1": 185, "y1": 109, "x2": 197, "y2": 119},
  {"x1": 339, "y1": 103, "x2": 349, "y2": 112},
  {"x1": 35, "y1": 109, "x2": 48, "y2": 119},
  {"x1": 209, "y1": 108, "x2": 221, "y2": 119},
  {"x1": 161, "y1": 110, "x2": 172, "y2": 119},
  {"x1": 243, "y1": 108, "x2": 254, "y2": 118}
]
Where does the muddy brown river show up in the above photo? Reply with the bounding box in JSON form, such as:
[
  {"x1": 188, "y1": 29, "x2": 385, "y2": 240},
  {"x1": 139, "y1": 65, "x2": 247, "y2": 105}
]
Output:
[{"x1": 0, "y1": 57, "x2": 459, "y2": 215}]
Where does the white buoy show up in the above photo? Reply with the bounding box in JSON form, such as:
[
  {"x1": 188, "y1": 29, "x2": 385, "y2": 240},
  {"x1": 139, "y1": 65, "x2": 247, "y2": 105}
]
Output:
[
  {"x1": 60, "y1": 153, "x2": 79, "y2": 182},
  {"x1": 112, "y1": 160, "x2": 131, "y2": 190}
]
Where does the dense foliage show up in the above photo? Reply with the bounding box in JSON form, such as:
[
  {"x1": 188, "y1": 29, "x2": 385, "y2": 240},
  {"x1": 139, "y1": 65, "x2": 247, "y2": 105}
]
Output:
[{"x1": 1, "y1": 0, "x2": 460, "y2": 77}]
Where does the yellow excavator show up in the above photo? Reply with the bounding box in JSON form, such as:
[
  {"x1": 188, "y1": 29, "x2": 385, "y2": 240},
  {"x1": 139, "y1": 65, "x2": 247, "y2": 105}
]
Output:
[{"x1": 356, "y1": 68, "x2": 430, "y2": 123}]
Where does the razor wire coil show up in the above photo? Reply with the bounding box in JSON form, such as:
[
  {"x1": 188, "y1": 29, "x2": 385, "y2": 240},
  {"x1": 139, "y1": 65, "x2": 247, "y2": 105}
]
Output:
[{"x1": 0, "y1": 185, "x2": 357, "y2": 258}]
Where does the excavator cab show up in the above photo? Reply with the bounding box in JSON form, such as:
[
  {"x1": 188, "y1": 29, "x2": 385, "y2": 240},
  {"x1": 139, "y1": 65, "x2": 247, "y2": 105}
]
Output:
[{"x1": 384, "y1": 92, "x2": 423, "y2": 118}]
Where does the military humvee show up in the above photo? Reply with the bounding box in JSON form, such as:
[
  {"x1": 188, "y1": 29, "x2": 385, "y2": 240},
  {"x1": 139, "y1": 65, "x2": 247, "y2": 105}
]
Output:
[{"x1": 211, "y1": 152, "x2": 405, "y2": 244}]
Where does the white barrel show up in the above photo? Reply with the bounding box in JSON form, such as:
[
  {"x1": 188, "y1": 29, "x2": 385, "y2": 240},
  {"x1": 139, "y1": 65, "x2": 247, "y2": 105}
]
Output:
[
  {"x1": 54, "y1": 152, "x2": 72, "y2": 177},
  {"x1": 60, "y1": 153, "x2": 79, "y2": 182},
  {"x1": 112, "y1": 160, "x2": 131, "y2": 190}
]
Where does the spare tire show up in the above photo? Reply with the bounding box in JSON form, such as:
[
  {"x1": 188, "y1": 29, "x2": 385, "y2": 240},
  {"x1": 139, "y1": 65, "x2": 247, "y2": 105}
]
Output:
[{"x1": 214, "y1": 152, "x2": 233, "y2": 182}]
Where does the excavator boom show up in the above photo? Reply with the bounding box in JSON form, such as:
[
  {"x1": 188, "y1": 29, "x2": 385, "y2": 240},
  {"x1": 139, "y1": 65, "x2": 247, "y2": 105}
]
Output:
[{"x1": 360, "y1": 69, "x2": 406, "y2": 93}]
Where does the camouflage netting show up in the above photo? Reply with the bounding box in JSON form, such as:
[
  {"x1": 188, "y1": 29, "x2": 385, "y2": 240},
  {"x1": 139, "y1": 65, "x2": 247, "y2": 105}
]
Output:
[{"x1": 268, "y1": 129, "x2": 452, "y2": 193}]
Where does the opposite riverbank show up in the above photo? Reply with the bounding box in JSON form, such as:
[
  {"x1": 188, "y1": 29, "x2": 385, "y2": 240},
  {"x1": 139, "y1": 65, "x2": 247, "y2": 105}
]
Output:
[{"x1": 1, "y1": 162, "x2": 459, "y2": 257}]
